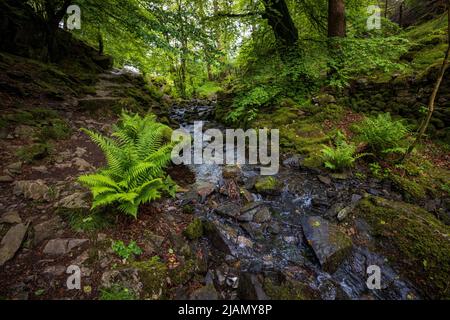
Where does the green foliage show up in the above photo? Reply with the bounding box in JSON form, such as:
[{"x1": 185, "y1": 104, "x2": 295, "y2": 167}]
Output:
[
  {"x1": 100, "y1": 285, "x2": 136, "y2": 300},
  {"x1": 355, "y1": 113, "x2": 410, "y2": 156},
  {"x1": 111, "y1": 240, "x2": 143, "y2": 260},
  {"x1": 17, "y1": 142, "x2": 53, "y2": 163},
  {"x1": 78, "y1": 111, "x2": 178, "y2": 218},
  {"x1": 321, "y1": 131, "x2": 358, "y2": 171},
  {"x1": 196, "y1": 82, "x2": 223, "y2": 99},
  {"x1": 369, "y1": 162, "x2": 390, "y2": 180}
]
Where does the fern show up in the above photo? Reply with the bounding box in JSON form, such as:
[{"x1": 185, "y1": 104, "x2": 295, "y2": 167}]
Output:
[
  {"x1": 321, "y1": 131, "x2": 361, "y2": 172},
  {"x1": 78, "y1": 111, "x2": 178, "y2": 218}
]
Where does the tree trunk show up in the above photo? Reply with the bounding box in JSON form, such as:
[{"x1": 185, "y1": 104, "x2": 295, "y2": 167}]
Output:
[
  {"x1": 262, "y1": 0, "x2": 298, "y2": 47},
  {"x1": 328, "y1": 0, "x2": 346, "y2": 38},
  {"x1": 385, "y1": 0, "x2": 389, "y2": 18},
  {"x1": 404, "y1": 0, "x2": 450, "y2": 159}
]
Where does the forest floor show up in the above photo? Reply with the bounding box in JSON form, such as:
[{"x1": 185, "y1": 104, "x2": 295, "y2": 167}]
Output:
[{"x1": 0, "y1": 51, "x2": 450, "y2": 300}]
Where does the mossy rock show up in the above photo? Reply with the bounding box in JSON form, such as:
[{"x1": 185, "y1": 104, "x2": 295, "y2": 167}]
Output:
[
  {"x1": 132, "y1": 256, "x2": 168, "y2": 300},
  {"x1": 254, "y1": 176, "x2": 281, "y2": 195},
  {"x1": 263, "y1": 278, "x2": 319, "y2": 300},
  {"x1": 355, "y1": 196, "x2": 450, "y2": 299},
  {"x1": 183, "y1": 218, "x2": 204, "y2": 240},
  {"x1": 390, "y1": 174, "x2": 427, "y2": 200},
  {"x1": 16, "y1": 143, "x2": 52, "y2": 163}
]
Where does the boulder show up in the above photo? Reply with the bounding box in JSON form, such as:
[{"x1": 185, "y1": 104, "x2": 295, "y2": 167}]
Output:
[
  {"x1": 0, "y1": 223, "x2": 28, "y2": 266},
  {"x1": 43, "y1": 238, "x2": 88, "y2": 256},
  {"x1": 190, "y1": 284, "x2": 219, "y2": 300},
  {"x1": 301, "y1": 216, "x2": 352, "y2": 273},
  {"x1": 56, "y1": 192, "x2": 90, "y2": 210},
  {"x1": 13, "y1": 180, "x2": 52, "y2": 201},
  {"x1": 216, "y1": 202, "x2": 240, "y2": 219},
  {"x1": 0, "y1": 211, "x2": 22, "y2": 224},
  {"x1": 254, "y1": 176, "x2": 281, "y2": 195},
  {"x1": 238, "y1": 273, "x2": 269, "y2": 300}
]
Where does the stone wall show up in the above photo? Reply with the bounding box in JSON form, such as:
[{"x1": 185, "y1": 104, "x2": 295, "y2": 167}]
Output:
[{"x1": 341, "y1": 66, "x2": 450, "y2": 141}]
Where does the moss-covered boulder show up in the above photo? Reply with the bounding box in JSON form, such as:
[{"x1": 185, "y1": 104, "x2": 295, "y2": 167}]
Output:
[
  {"x1": 355, "y1": 196, "x2": 450, "y2": 299},
  {"x1": 132, "y1": 256, "x2": 168, "y2": 300},
  {"x1": 183, "y1": 218, "x2": 204, "y2": 240},
  {"x1": 254, "y1": 176, "x2": 282, "y2": 195}
]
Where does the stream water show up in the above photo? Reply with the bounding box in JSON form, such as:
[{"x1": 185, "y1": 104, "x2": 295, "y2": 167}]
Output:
[{"x1": 170, "y1": 101, "x2": 419, "y2": 300}]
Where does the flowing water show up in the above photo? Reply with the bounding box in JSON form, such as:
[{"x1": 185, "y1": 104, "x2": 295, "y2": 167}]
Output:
[{"x1": 170, "y1": 101, "x2": 419, "y2": 300}]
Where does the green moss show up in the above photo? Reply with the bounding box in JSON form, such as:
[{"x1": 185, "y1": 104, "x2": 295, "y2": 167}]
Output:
[
  {"x1": 254, "y1": 176, "x2": 281, "y2": 194},
  {"x1": 183, "y1": 218, "x2": 204, "y2": 240},
  {"x1": 390, "y1": 174, "x2": 427, "y2": 200},
  {"x1": 16, "y1": 142, "x2": 52, "y2": 163},
  {"x1": 263, "y1": 278, "x2": 318, "y2": 300},
  {"x1": 38, "y1": 119, "x2": 72, "y2": 140},
  {"x1": 57, "y1": 207, "x2": 113, "y2": 233},
  {"x1": 168, "y1": 259, "x2": 197, "y2": 286},
  {"x1": 356, "y1": 196, "x2": 450, "y2": 299},
  {"x1": 132, "y1": 256, "x2": 168, "y2": 299},
  {"x1": 99, "y1": 284, "x2": 136, "y2": 300}
]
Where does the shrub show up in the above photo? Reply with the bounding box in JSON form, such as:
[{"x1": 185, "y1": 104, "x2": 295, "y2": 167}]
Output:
[
  {"x1": 78, "y1": 111, "x2": 178, "y2": 218},
  {"x1": 355, "y1": 113, "x2": 410, "y2": 155},
  {"x1": 321, "y1": 132, "x2": 358, "y2": 171}
]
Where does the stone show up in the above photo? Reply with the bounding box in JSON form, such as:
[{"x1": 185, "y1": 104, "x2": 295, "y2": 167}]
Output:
[
  {"x1": 33, "y1": 217, "x2": 63, "y2": 245},
  {"x1": 43, "y1": 238, "x2": 88, "y2": 256},
  {"x1": 56, "y1": 192, "x2": 90, "y2": 210},
  {"x1": 0, "y1": 175, "x2": 13, "y2": 183},
  {"x1": 237, "y1": 236, "x2": 253, "y2": 248},
  {"x1": 223, "y1": 165, "x2": 241, "y2": 179},
  {"x1": 254, "y1": 176, "x2": 281, "y2": 195},
  {"x1": 0, "y1": 223, "x2": 28, "y2": 266},
  {"x1": 313, "y1": 94, "x2": 336, "y2": 106},
  {"x1": 337, "y1": 206, "x2": 353, "y2": 222},
  {"x1": 13, "y1": 180, "x2": 51, "y2": 201},
  {"x1": 318, "y1": 175, "x2": 332, "y2": 186},
  {"x1": 203, "y1": 220, "x2": 233, "y2": 255},
  {"x1": 43, "y1": 265, "x2": 66, "y2": 276},
  {"x1": 31, "y1": 165, "x2": 48, "y2": 174},
  {"x1": 6, "y1": 162, "x2": 22, "y2": 175},
  {"x1": 283, "y1": 155, "x2": 301, "y2": 169},
  {"x1": 101, "y1": 268, "x2": 143, "y2": 298},
  {"x1": 216, "y1": 202, "x2": 241, "y2": 218},
  {"x1": 238, "y1": 273, "x2": 269, "y2": 300},
  {"x1": 73, "y1": 158, "x2": 92, "y2": 171},
  {"x1": 190, "y1": 284, "x2": 219, "y2": 300},
  {"x1": 301, "y1": 216, "x2": 352, "y2": 273},
  {"x1": 0, "y1": 211, "x2": 22, "y2": 224},
  {"x1": 145, "y1": 231, "x2": 165, "y2": 247},
  {"x1": 195, "y1": 181, "x2": 216, "y2": 200},
  {"x1": 253, "y1": 206, "x2": 272, "y2": 223}
]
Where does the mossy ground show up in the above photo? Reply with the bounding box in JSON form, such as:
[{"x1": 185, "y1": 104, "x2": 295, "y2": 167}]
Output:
[{"x1": 356, "y1": 196, "x2": 450, "y2": 299}]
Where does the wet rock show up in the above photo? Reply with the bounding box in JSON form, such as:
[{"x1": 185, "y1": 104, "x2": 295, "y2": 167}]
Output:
[
  {"x1": 254, "y1": 176, "x2": 281, "y2": 195},
  {"x1": 13, "y1": 180, "x2": 52, "y2": 201},
  {"x1": 190, "y1": 284, "x2": 219, "y2": 300},
  {"x1": 240, "y1": 188, "x2": 254, "y2": 203},
  {"x1": 241, "y1": 222, "x2": 263, "y2": 240},
  {"x1": 351, "y1": 194, "x2": 362, "y2": 203},
  {"x1": 301, "y1": 216, "x2": 352, "y2": 273},
  {"x1": 253, "y1": 206, "x2": 272, "y2": 223},
  {"x1": 203, "y1": 220, "x2": 233, "y2": 255},
  {"x1": 238, "y1": 273, "x2": 269, "y2": 300},
  {"x1": 56, "y1": 192, "x2": 90, "y2": 210},
  {"x1": 43, "y1": 238, "x2": 88, "y2": 256},
  {"x1": 144, "y1": 231, "x2": 165, "y2": 247},
  {"x1": 0, "y1": 223, "x2": 28, "y2": 266},
  {"x1": 268, "y1": 222, "x2": 281, "y2": 235},
  {"x1": 33, "y1": 217, "x2": 63, "y2": 245},
  {"x1": 0, "y1": 211, "x2": 22, "y2": 224},
  {"x1": 194, "y1": 182, "x2": 216, "y2": 202},
  {"x1": 237, "y1": 236, "x2": 253, "y2": 248},
  {"x1": 216, "y1": 202, "x2": 240, "y2": 218},
  {"x1": 283, "y1": 155, "x2": 301, "y2": 169}
]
